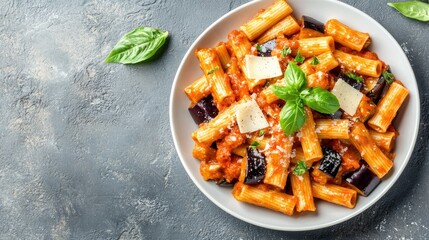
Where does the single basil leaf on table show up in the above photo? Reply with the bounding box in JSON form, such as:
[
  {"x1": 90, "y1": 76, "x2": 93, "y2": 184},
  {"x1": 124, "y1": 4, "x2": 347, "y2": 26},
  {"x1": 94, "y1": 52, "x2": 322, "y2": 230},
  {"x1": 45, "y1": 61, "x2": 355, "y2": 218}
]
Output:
[
  {"x1": 387, "y1": 1, "x2": 429, "y2": 22},
  {"x1": 279, "y1": 100, "x2": 306, "y2": 136},
  {"x1": 105, "y1": 27, "x2": 169, "y2": 64},
  {"x1": 271, "y1": 85, "x2": 300, "y2": 101},
  {"x1": 284, "y1": 62, "x2": 306, "y2": 91},
  {"x1": 302, "y1": 87, "x2": 340, "y2": 114}
]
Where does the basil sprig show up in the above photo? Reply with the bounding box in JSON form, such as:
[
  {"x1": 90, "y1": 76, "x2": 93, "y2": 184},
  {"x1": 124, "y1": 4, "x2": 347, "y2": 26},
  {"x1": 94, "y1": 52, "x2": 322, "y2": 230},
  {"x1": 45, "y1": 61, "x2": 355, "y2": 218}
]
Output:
[
  {"x1": 388, "y1": 1, "x2": 429, "y2": 22},
  {"x1": 105, "y1": 27, "x2": 169, "y2": 64},
  {"x1": 271, "y1": 62, "x2": 340, "y2": 136}
]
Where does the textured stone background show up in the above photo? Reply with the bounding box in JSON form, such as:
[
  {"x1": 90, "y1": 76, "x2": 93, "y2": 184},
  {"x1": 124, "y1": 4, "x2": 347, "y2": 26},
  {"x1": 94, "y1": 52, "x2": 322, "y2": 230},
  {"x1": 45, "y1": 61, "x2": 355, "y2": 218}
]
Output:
[{"x1": 0, "y1": 0, "x2": 428, "y2": 239}]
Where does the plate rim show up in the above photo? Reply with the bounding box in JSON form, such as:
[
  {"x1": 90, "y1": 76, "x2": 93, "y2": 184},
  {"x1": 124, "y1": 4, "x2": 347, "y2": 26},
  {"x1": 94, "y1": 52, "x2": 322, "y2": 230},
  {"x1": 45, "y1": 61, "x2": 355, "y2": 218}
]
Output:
[{"x1": 169, "y1": 0, "x2": 421, "y2": 231}]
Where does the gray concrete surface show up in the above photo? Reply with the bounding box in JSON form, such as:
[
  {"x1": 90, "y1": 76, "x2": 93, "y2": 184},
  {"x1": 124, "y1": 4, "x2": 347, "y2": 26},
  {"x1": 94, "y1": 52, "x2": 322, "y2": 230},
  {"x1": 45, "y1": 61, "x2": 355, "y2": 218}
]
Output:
[{"x1": 0, "y1": 0, "x2": 428, "y2": 239}]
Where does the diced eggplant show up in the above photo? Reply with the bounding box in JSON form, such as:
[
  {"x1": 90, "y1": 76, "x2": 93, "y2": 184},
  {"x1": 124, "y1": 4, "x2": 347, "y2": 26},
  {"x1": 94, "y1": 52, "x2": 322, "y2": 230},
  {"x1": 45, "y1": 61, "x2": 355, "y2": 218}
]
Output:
[
  {"x1": 210, "y1": 141, "x2": 217, "y2": 150},
  {"x1": 216, "y1": 178, "x2": 237, "y2": 187},
  {"x1": 367, "y1": 67, "x2": 391, "y2": 104},
  {"x1": 244, "y1": 147, "x2": 266, "y2": 184},
  {"x1": 257, "y1": 39, "x2": 276, "y2": 57},
  {"x1": 302, "y1": 15, "x2": 325, "y2": 33},
  {"x1": 188, "y1": 95, "x2": 218, "y2": 124},
  {"x1": 324, "y1": 109, "x2": 343, "y2": 119},
  {"x1": 318, "y1": 146, "x2": 342, "y2": 177},
  {"x1": 338, "y1": 73, "x2": 363, "y2": 91},
  {"x1": 345, "y1": 163, "x2": 381, "y2": 196}
]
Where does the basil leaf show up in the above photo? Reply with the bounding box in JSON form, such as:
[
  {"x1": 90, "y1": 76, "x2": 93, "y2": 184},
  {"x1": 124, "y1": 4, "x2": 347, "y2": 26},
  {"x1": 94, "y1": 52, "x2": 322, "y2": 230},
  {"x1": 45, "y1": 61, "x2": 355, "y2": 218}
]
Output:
[
  {"x1": 294, "y1": 51, "x2": 305, "y2": 64},
  {"x1": 256, "y1": 43, "x2": 263, "y2": 52},
  {"x1": 250, "y1": 141, "x2": 260, "y2": 149},
  {"x1": 388, "y1": 1, "x2": 429, "y2": 22},
  {"x1": 311, "y1": 56, "x2": 320, "y2": 65},
  {"x1": 302, "y1": 87, "x2": 340, "y2": 114},
  {"x1": 279, "y1": 100, "x2": 306, "y2": 136},
  {"x1": 346, "y1": 72, "x2": 363, "y2": 83},
  {"x1": 284, "y1": 62, "x2": 306, "y2": 91},
  {"x1": 293, "y1": 160, "x2": 308, "y2": 176},
  {"x1": 105, "y1": 27, "x2": 169, "y2": 64},
  {"x1": 207, "y1": 66, "x2": 219, "y2": 75},
  {"x1": 281, "y1": 47, "x2": 292, "y2": 58},
  {"x1": 271, "y1": 85, "x2": 300, "y2": 101},
  {"x1": 259, "y1": 129, "x2": 265, "y2": 137},
  {"x1": 299, "y1": 88, "x2": 311, "y2": 99},
  {"x1": 382, "y1": 70, "x2": 394, "y2": 84}
]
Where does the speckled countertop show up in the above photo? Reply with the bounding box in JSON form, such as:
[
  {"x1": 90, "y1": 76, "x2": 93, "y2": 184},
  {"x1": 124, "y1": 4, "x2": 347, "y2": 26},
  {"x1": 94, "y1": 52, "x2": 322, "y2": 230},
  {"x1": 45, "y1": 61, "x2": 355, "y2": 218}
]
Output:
[{"x1": 0, "y1": 0, "x2": 428, "y2": 239}]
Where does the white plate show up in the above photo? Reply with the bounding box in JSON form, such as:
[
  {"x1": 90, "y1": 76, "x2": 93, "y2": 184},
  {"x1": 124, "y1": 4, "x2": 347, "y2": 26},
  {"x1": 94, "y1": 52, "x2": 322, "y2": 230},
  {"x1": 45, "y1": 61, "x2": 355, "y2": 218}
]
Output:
[{"x1": 169, "y1": 0, "x2": 420, "y2": 231}]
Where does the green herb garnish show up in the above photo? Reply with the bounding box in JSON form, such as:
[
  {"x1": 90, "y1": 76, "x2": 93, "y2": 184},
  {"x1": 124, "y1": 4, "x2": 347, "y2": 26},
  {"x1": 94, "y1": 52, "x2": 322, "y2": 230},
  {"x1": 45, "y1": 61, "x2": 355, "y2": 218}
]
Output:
[
  {"x1": 271, "y1": 62, "x2": 339, "y2": 136},
  {"x1": 281, "y1": 47, "x2": 292, "y2": 58},
  {"x1": 256, "y1": 43, "x2": 263, "y2": 52},
  {"x1": 105, "y1": 27, "x2": 169, "y2": 64},
  {"x1": 250, "y1": 141, "x2": 260, "y2": 149},
  {"x1": 382, "y1": 70, "x2": 395, "y2": 84},
  {"x1": 294, "y1": 51, "x2": 305, "y2": 64},
  {"x1": 311, "y1": 56, "x2": 320, "y2": 65},
  {"x1": 388, "y1": 1, "x2": 429, "y2": 22},
  {"x1": 346, "y1": 72, "x2": 364, "y2": 83},
  {"x1": 293, "y1": 160, "x2": 308, "y2": 176},
  {"x1": 258, "y1": 130, "x2": 265, "y2": 137},
  {"x1": 207, "y1": 66, "x2": 219, "y2": 75}
]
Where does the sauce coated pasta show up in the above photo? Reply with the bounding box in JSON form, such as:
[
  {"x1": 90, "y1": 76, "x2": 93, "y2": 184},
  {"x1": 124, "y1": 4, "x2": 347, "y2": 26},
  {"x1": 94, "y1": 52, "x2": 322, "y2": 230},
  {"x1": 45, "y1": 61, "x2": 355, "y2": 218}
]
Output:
[{"x1": 185, "y1": 0, "x2": 408, "y2": 215}]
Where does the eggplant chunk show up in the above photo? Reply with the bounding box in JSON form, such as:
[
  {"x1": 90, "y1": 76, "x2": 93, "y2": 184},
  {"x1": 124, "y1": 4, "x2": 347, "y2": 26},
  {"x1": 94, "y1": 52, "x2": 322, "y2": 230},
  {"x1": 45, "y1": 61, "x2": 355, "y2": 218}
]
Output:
[
  {"x1": 302, "y1": 15, "x2": 325, "y2": 33},
  {"x1": 329, "y1": 109, "x2": 343, "y2": 119},
  {"x1": 320, "y1": 109, "x2": 343, "y2": 119},
  {"x1": 244, "y1": 147, "x2": 266, "y2": 184},
  {"x1": 338, "y1": 73, "x2": 363, "y2": 91},
  {"x1": 366, "y1": 77, "x2": 386, "y2": 104},
  {"x1": 318, "y1": 146, "x2": 342, "y2": 177},
  {"x1": 345, "y1": 163, "x2": 381, "y2": 196},
  {"x1": 216, "y1": 178, "x2": 237, "y2": 187},
  {"x1": 367, "y1": 67, "x2": 391, "y2": 104},
  {"x1": 188, "y1": 95, "x2": 219, "y2": 124},
  {"x1": 257, "y1": 39, "x2": 276, "y2": 57}
]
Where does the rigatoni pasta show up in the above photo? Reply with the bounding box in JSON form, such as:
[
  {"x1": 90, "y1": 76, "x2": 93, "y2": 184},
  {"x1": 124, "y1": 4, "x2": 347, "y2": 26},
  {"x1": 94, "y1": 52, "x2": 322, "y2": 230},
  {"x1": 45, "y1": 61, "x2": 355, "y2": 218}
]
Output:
[
  {"x1": 368, "y1": 82, "x2": 409, "y2": 132},
  {"x1": 240, "y1": 0, "x2": 293, "y2": 41},
  {"x1": 297, "y1": 36, "x2": 335, "y2": 57},
  {"x1": 257, "y1": 15, "x2": 300, "y2": 44},
  {"x1": 196, "y1": 48, "x2": 233, "y2": 105},
  {"x1": 333, "y1": 50, "x2": 382, "y2": 78},
  {"x1": 184, "y1": 75, "x2": 210, "y2": 103},
  {"x1": 325, "y1": 19, "x2": 370, "y2": 51},
  {"x1": 233, "y1": 182, "x2": 297, "y2": 216},
  {"x1": 348, "y1": 122, "x2": 393, "y2": 178},
  {"x1": 312, "y1": 182, "x2": 357, "y2": 208}
]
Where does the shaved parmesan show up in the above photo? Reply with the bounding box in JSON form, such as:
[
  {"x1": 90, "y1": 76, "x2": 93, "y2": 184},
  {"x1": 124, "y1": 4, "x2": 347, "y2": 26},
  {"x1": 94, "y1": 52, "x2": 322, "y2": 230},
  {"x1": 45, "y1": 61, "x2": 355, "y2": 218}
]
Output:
[
  {"x1": 244, "y1": 55, "x2": 282, "y2": 80},
  {"x1": 331, "y1": 78, "x2": 363, "y2": 115},
  {"x1": 235, "y1": 99, "x2": 269, "y2": 133}
]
